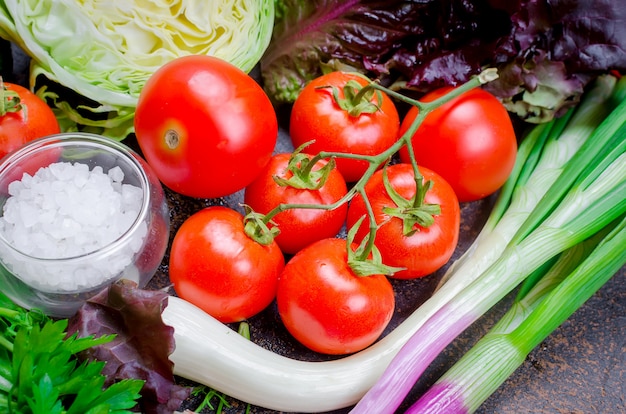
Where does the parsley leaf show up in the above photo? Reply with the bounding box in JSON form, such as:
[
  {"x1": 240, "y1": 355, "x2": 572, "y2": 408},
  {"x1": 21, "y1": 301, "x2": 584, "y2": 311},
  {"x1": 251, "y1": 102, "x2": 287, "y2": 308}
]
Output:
[{"x1": 0, "y1": 291, "x2": 143, "y2": 413}]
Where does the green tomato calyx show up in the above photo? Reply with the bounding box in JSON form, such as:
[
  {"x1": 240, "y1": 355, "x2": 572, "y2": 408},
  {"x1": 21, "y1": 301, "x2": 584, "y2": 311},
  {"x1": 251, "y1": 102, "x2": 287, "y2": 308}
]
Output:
[
  {"x1": 380, "y1": 165, "x2": 441, "y2": 237},
  {"x1": 0, "y1": 78, "x2": 23, "y2": 116},
  {"x1": 318, "y1": 79, "x2": 383, "y2": 117},
  {"x1": 243, "y1": 205, "x2": 280, "y2": 246},
  {"x1": 346, "y1": 215, "x2": 406, "y2": 277},
  {"x1": 273, "y1": 142, "x2": 336, "y2": 190}
]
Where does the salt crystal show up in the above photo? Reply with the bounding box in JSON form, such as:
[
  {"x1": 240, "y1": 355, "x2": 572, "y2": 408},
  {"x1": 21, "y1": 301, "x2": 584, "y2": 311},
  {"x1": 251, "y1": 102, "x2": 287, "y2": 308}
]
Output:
[
  {"x1": 72, "y1": 165, "x2": 89, "y2": 188},
  {"x1": 19, "y1": 188, "x2": 32, "y2": 201},
  {"x1": 1, "y1": 199, "x2": 17, "y2": 224},
  {"x1": 121, "y1": 183, "x2": 142, "y2": 206},
  {"x1": 108, "y1": 166, "x2": 124, "y2": 183},
  {"x1": 19, "y1": 203, "x2": 38, "y2": 228},
  {"x1": 10, "y1": 229, "x2": 30, "y2": 254},
  {"x1": 118, "y1": 210, "x2": 138, "y2": 232},
  {"x1": 40, "y1": 188, "x2": 57, "y2": 210},
  {"x1": 49, "y1": 161, "x2": 75, "y2": 181},
  {"x1": 7, "y1": 179, "x2": 23, "y2": 196},
  {"x1": 37, "y1": 208, "x2": 56, "y2": 225},
  {"x1": 17, "y1": 172, "x2": 33, "y2": 189},
  {"x1": 0, "y1": 161, "x2": 147, "y2": 290}
]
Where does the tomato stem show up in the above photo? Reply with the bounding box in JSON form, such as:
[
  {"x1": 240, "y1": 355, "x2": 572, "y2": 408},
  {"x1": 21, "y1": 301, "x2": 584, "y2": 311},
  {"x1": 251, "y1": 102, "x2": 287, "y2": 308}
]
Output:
[
  {"x1": 346, "y1": 212, "x2": 406, "y2": 277},
  {"x1": 256, "y1": 69, "x2": 498, "y2": 266},
  {"x1": 164, "y1": 129, "x2": 180, "y2": 150},
  {"x1": 352, "y1": 188, "x2": 378, "y2": 264},
  {"x1": 0, "y1": 77, "x2": 23, "y2": 116},
  {"x1": 273, "y1": 142, "x2": 335, "y2": 190}
]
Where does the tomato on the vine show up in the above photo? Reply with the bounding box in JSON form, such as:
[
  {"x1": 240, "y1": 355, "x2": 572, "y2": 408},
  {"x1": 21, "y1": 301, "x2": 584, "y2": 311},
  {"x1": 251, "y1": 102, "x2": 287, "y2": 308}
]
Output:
[
  {"x1": 0, "y1": 82, "x2": 60, "y2": 159},
  {"x1": 398, "y1": 87, "x2": 517, "y2": 202},
  {"x1": 346, "y1": 163, "x2": 460, "y2": 279},
  {"x1": 277, "y1": 238, "x2": 395, "y2": 355},
  {"x1": 134, "y1": 55, "x2": 278, "y2": 198},
  {"x1": 289, "y1": 71, "x2": 400, "y2": 182},
  {"x1": 169, "y1": 206, "x2": 284, "y2": 323},
  {"x1": 244, "y1": 152, "x2": 348, "y2": 255}
]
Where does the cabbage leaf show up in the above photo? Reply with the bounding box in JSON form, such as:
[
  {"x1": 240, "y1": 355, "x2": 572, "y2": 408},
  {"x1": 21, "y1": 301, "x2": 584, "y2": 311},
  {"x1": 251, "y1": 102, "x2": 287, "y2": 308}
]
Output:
[{"x1": 0, "y1": 0, "x2": 275, "y2": 140}]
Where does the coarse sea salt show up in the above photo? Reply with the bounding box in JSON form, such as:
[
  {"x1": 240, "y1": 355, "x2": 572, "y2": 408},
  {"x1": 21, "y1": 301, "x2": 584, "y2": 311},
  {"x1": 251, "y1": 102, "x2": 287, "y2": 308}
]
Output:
[{"x1": 0, "y1": 161, "x2": 148, "y2": 292}]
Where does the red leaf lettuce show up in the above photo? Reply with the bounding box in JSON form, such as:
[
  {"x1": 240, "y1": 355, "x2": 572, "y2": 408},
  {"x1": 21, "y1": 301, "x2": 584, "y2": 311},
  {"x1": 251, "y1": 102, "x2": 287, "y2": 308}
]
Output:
[
  {"x1": 261, "y1": 0, "x2": 626, "y2": 122},
  {"x1": 67, "y1": 281, "x2": 191, "y2": 414}
]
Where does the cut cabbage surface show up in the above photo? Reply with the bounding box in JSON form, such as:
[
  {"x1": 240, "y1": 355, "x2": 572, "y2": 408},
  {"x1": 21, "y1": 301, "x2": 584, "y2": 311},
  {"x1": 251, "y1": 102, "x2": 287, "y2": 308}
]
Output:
[{"x1": 0, "y1": 0, "x2": 274, "y2": 140}]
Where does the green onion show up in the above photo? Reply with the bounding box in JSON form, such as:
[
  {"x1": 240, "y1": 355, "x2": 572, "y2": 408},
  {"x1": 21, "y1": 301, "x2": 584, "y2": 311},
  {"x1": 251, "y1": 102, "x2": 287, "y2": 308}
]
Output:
[
  {"x1": 405, "y1": 215, "x2": 625, "y2": 413},
  {"x1": 350, "y1": 74, "x2": 626, "y2": 413}
]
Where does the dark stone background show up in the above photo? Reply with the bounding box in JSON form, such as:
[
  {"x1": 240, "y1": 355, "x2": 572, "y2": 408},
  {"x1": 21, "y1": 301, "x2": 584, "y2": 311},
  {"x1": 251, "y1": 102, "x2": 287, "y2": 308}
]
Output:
[
  {"x1": 141, "y1": 112, "x2": 625, "y2": 414},
  {"x1": 151, "y1": 156, "x2": 625, "y2": 414},
  {"x1": 5, "y1": 41, "x2": 624, "y2": 414}
]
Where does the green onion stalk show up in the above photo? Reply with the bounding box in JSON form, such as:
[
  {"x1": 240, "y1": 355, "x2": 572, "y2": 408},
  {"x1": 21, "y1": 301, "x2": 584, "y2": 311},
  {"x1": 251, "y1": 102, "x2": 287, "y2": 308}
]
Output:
[
  {"x1": 404, "y1": 214, "x2": 626, "y2": 413},
  {"x1": 349, "y1": 77, "x2": 626, "y2": 413}
]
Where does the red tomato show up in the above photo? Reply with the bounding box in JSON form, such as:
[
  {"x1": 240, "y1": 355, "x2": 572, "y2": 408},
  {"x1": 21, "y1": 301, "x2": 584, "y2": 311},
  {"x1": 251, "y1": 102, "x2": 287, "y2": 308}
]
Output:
[
  {"x1": 244, "y1": 152, "x2": 348, "y2": 255},
  {"x1": 134, "y1": 55, "x2": 278, "y2": 198},
  {"x1": 169, "y1": 206, "x2": 284, "y2": 323},
  {"x1": 0, "y1": 82, "x2": 60, "y2": 159},
  {"x1": 277, "y1": 238, "x2": 395, "y2": 355},
  {"x1": 289, "y1": 71, "x2": 400, "y2": 182},
  {"x1": 346, "y1": 163, "x2": 460, "y2": 279},
  {"x1": 398, "y1": 87, "x2": 517, "y2": 202}
]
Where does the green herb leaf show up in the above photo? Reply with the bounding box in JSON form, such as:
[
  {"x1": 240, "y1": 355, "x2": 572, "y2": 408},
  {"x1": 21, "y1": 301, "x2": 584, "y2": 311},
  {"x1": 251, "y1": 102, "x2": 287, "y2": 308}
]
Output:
[{"x1": 0, "y1": 292, "x2": 143, "y2": 413}]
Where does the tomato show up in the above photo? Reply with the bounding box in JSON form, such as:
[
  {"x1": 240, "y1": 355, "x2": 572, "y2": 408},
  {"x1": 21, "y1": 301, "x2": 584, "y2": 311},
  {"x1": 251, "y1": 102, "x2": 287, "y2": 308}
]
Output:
[
  {"x1": 169, "y1": 206, "x2": 284, "y2": 323},
  {"x1": 0, "y1": 82, "x2": 60, "y2": 159},
  {"x1": 289, "y1": 71, "x2": 400, "y2": 182},
  {"x1": 134, "y1": 55, "x2": 278, "y2": 198},
  {"x1": 346, "y1": 163, "x2": 460, "y2": 279},
  {"x1": 277, "y1": 238, "x2": 395, "y2": 355},
  {"x1": 398, "y1": 87, "x2": 517, "y2": 202},
  {"x1": 244, "y1": 152, "x2": 348, "y2": 255}
]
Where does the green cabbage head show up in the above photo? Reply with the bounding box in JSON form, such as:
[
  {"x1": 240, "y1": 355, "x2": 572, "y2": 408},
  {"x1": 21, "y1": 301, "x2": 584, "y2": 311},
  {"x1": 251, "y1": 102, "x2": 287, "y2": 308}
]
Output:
[{"x1": 0, "y1": 0, "x2": 275, "y2": 140}]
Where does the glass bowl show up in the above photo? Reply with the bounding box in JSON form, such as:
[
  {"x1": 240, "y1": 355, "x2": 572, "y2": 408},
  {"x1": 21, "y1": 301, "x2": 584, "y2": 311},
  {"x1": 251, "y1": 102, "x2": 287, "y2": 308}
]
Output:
[{"x1": 0, "y1": 133, "x2": 170, "y2": 317}]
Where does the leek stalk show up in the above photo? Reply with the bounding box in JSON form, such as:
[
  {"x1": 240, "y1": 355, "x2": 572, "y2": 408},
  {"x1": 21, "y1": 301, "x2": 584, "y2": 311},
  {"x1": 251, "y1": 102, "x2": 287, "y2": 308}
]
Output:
[
  {"x1": 386, "y1": 75, "x2": 624, "y2": 362},
  {"x1": 350, "y1": 77, "x2": 626, "y2": 414},
  {"x1": 405, "y1": 215, "x2": 625, "y2": 413}
]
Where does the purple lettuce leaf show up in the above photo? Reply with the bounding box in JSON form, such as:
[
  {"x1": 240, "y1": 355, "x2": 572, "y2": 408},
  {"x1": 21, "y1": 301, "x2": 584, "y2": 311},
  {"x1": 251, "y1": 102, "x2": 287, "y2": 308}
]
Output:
[
  {"x1": 67, "y1": 280, "x2": 191, "y2": 414},
  {"x1": 483, "y1": 0, "x2": 626, "y2": 121},
  {"x1": 261, "y1": 0, "x2": 511, "y2": 103},
  {"x1": 261, "y1": 0, "x2": 626, "y2": 122}
]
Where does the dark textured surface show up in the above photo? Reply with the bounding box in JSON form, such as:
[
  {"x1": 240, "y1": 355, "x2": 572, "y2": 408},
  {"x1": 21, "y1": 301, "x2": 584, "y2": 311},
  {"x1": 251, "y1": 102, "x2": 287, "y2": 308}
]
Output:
[
  {"x1": 138, "y1": 122, "x2": 625, "y2": 414},
  {"x1": 9, "y1": 43, "x2": 623, "y2": 414},
  {"x1": 150, "y1": 190, "x2": 625, "y2": 414}
]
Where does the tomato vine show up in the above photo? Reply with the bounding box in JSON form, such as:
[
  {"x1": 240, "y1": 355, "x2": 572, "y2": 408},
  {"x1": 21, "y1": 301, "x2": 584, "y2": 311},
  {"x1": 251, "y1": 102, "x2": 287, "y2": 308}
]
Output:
[{"x1": 244, "y1": 68, "x2": 499, "y2": 276}]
